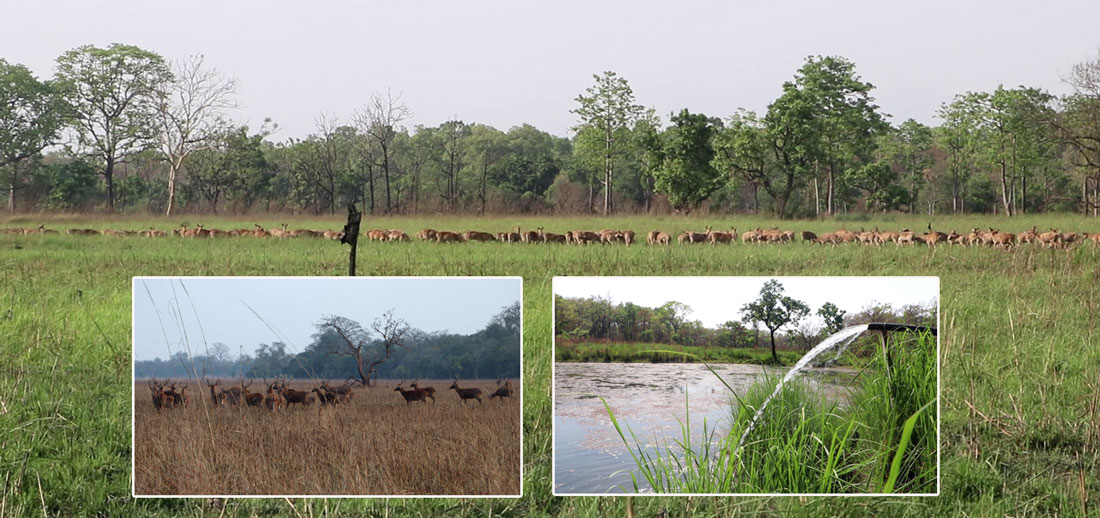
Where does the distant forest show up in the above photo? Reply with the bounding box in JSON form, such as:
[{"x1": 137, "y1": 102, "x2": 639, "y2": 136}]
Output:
[
  {"x1": 555, "y1": 295, "x2": 936, "y2": 351},
  {"x1": 4, "y1": 44, "x2": 1100, "y2": 217},
  {"x1": 134, "y1": 302, "x2": 520, "y2": 381}
]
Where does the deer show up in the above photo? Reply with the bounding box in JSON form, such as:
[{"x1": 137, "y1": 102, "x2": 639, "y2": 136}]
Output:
[
  {"x1": 598, "y1": 229, "x2": 622, "y2": 244},
  {"x1": 1038, "y1": 229, "x2": 1062, "y2": 248},
  {"x1": 1017, "y1": 226, "x2": 1038, "y2": 244},
  {"x1": 921, "y1": 223, "x2": 948, "y2": 247},
  {"x1": 323, "y1": 230, "x2": 344, "y2": 240},
  {"x1": 321, "y1": 381, "x2": 356, "y2": 403},
  {"x1": 990, "y1": 229, "x2": 1016, "y2": 250},
  {"x1": 148, "y1": 378, "x2": 167, "y2": 412},
  {"x1": 541, "y1": 231, "x2": 567, "y2": 244},
  {"x1": 436, "y1": 231, "x2": 464, "y2": 243},
  {"x1": 740, "y1": 229, "x2": 758, "y2": 244},
  {"x1": 706, "y1": 226, "x2": 736, "y2": 246},
  {"x1": 366, "y1": 229, "x2": 388, "y2": 242},
  {"x1": 241, "y1": 379, "x2": 264, "y2": 407},
  {"x1": 386, "y1": 230, "x2": 410, "y2": 242},
  {"x1": 449, "y1": 378, "x2": 483, "y2": 405},
  {"x1": 205, "y1": 379, "x2": 225, "y2": 406},
  {"x1": 521, "y1": 227, "x2": 541, "y2": 244},
  {"x1": 409, "y1": 379, "x2": 436, "y2": 403},
  {"x1": 312, "y1": 386, "x2": 341, "y2": 406},
  {"x1": 654, "y1": 231, "x2": 671, "y2": 245},
  {"x1": 572, "y1": 230, "x2": 599, "y2": 245},
  {"x1": 161, "y1": 383, "x2": 185, "y2": 408},
  {"x1": 394, "y1": 381, "x2": 431, "y2": 405},
  {"x1": 620, "y1": 230, "x2": 636, "y2": 246},
  {"x1": 278, "y1": 379, "x2": 311, "y2": 408},
  {"x1": 463, "y1": 230, "x2": 496, "y2": 242},
  {"x1": 646, "y1": 230, "x2": 660, "y2": 245},
  {"x1": 489, "y1": 378, "x2": 514, "y2": 401},
  {"x1": 262, "y1": 379, "x2": 284, "y2": 411},
  {"x1": 417, "y1": 229, "x2": 438, "y2": 241}
]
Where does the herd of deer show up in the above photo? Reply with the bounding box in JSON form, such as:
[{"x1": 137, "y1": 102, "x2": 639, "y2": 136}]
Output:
[
  {"x1": 392, "y1": 378, "x2": 515, "y2": 405},
  {"x1": 11, "y1": 223, "x2": 1100, "y2": 250},
  {"x1": 146, "y1": 377, "x2": 514, "y2": 412}
]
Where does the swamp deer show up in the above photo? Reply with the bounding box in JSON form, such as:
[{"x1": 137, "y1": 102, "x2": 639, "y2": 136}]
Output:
[
  {"x1": 242, "y1": 379, "x2": 264, "y2": 407},
  {"x1": 278, "y1": 380, "x2": 311, "y2": 407},
  {"x1": 366, "y1": 229, "x2": 388, "y2": 242},
  {"x1": 409, "y1": 380, "x2": 436, "y2": 403},
  {"x1": 263, "y1": 379, "x2": 284, "y2": 411},
  {"x1": 449, "y1": 378, "x2": 483, "y2": 405},
  {"x1": 148, "y1": 379, "x2": 167, "y2": 412},
  {"x1": 489, "y1": 378, "x2": 514, "y2": 401},
  {"x1": 436, "y1": 231, "x2": 464, "y2": 243},
  {"x1": 418, "y1": 228, "x2": 438, "y2": 241},
  {"x1": 463, "y1": 230, "x2": 496, "y2": 242},
  {"x1": 312, "y1": 386, "x2": 341, "y2": 406},
  {"x1": 387, "y1": 230, "x2": 410, "y2": 242},
  {"x1": 706, "y1": 227, "x2": 735, "y2": 246},
  {"x1": 394, "y1": 382, "x2": 430, "y2": 405}
]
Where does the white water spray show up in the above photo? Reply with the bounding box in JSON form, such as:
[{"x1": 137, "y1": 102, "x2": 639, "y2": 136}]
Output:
[{"x1": 733, "y1": 324, "x2": 870, "y2": 455}]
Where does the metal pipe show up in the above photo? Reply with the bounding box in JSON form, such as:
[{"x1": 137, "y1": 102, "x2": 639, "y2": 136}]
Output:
[{"x1": 865, "y1": 322, "x2": 937, "y2": 336}]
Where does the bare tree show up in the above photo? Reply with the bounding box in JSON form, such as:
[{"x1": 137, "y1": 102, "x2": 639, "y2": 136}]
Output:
[
  {"x1": 1056, "y1": 47, "x2": 1100, "y2": 216},
  {"x1": 319, "y1": 310, "x2": 410, "y2": 387},
  {"x1": 353, "y1": 90, "x2": 410, "y2": 214},
  {"x1": 153, "y1": 54, "x2": 238, "y2": 215}
]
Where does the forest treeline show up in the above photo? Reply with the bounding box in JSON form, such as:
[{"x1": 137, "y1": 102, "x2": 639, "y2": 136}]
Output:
[
  {"x1": 134, "y1": 302, "x2": 521, "y2": 381},
  {"x1": 555, "y1": 295, "x2": 936, "y2": 351},
  {"x1": 4, "y1": 44, "x2": 1100, "y2": 217}
]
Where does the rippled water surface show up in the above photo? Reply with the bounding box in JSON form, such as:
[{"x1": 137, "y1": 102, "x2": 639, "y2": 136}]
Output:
[{"x1": 553, "y1": 362, "x2": 856, "y2": 494}]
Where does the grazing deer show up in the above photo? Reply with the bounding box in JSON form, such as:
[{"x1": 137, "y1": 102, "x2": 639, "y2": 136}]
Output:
[
  {"x1": 800, "y1": 230, "x2": 818, "y2": 243},
  {"x1": 542, "y1": 231, "x2": 567, "y2": 244},
  {"x1": 436, "y1": 231, "x2": 463, "y2": 243},
  {"x1": 620, "y1": 230, "x2": 636, "y2": 246},
  {"x1": 489, "y1": 378, "x2": 514, "y2": 401},
  {"x1": 409, "y1": 380, "x2": 436, "y2": 403},
  {"x1": 449, "y1": 378, "x2": 483, "y2": 405},
  {"x1": 387, "y1": 230, "x2": 410, "y2": 242},
  {"x1": 1018, "y1": 226, "x2": 1038, "y2": 244},
  {"x1": 418, "y1": 229, "x2": 438, "y2": 241},
  {"x1": 706, "y1": 227, "x2": 735, "y2": 246},
  {"x1": 463, "y1": 230, "x2": 496, "y2": 242},
  {"x1": 323, "y1": 230, "x2": 344, "y2": 240},
  {"x1": 148, "y1": 379, "x2": 166, "y2": 412},
  {"x1": 1038, "y1": 229, "x2": 1062, "y2": 248},
  {"x1": 366, "y1": 229, "x2": 388, "y2": 242},
  {"x1": 991, "y1": 229, "x2": 1016, "y2": 250},
  {"x1": 394, "y1": 382, "x2": 430, "y2": 405},
  {"x1": 646, "y1": 230, "x2": 659, "y2": 245},
  {"x1": 572, "y1": 230, "x2": 599, "y2": 245},
  {"x1": 654, "y1": 232, "x2": 671, "y2": 245},
  {"x1": 598, "y1": 229, "x2": 621, "y2": 245}
]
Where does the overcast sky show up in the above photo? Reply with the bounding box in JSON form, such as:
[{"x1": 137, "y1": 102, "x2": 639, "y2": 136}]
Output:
[
  {"x1": 554, "y1": 276, "x2": 938, "y2": 331},
  {"x1": 3, "y1": 1, "x2": 1097, "y2": 139},
  {"x1": 132, "y1": 277, "x2": 520, "y2": 361}
]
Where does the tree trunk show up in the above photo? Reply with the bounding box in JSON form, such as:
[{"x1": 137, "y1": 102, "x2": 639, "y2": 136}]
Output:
[
  {"x1": 382, "y1": 146, "x2": 392, "y2": 214},
  {"x1": 104, "y1": 156, "x2": 116, "y2": 213},
  {"x1": 769, "y1": 329, "x2": 778, "y2": 364},
  {"x1": 604, "y1": 128, "x2": 613, "y2": 216},
  {"x1": 814, "y1": 176, "x2": 820, "y2": 216},
  {"x1": 1000, "y1": 163, "x2": 1012, "y2": 217},
  {"x1": 166, "y1": 162, "x2": 178, "y2": 216},
  {"x1": 825, "y1": 169, "x2": 835, "y2": 216}
]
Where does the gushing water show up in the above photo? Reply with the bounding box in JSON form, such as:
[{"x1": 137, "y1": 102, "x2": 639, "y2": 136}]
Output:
[{"x1": 733, "y1": 324, "x2": 870, "y2": 455}]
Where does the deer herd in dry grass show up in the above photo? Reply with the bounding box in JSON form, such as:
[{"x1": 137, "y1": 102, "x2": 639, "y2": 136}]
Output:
[
  {"x1": 10, "y1": 222, "x2": 1100, "y2": 251},
  {"x1": 146, "y1": 377, "x2": 513, "y2": 413}
]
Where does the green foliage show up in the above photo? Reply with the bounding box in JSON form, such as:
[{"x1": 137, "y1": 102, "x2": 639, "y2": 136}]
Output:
[
  {"x1": 741, "y1": 280, "x2": 811, "y2": 363},
  {"x1": 652, "y1": 109, "x2": 723, "y2": 210}
]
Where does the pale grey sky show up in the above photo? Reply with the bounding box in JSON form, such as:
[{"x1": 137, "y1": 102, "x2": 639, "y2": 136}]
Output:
[
  {"x1": 554, "y1": 276, "x2": 939, "y2": 332},
  {"x1": 3, "y1": 1, "x2": 1097, "y2": 139},
  {"x1": 132, "y1": 277, "x2": 520, "y2": 361}
]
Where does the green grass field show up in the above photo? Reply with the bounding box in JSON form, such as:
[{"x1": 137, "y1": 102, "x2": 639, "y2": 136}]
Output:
[
  {"x1": 555, "y1": 340, "x2": 806, "y2": 365},
  {"x1": 1, "y1": 213, "x2": 1099, "y2": 516}
]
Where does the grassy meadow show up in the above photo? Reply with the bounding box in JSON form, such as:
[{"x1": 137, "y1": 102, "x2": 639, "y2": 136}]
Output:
[
  {"x1": 555, "y1": 340, "x2": 806, "y2": 365},
  {"x1": 133, "y1": 379, "x2": 520, "y2": 496},
  {"x1": 1, "y1": 212, "x2": 1099, "y2": 516}
]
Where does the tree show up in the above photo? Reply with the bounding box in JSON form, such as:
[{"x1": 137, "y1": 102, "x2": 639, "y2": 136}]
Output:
[
  {"x1": 879, "y1": 119, "x2": 934, "y2": 214},
  {"x1": 0, "y1": 59, "x2": 66, "y2": 212},
  {"x1": 817, "y1": 302, "x2": 846, "y2": 335},
  {"x1": 1054, "y1": 47, "x2": 1100, "y2": 215},
  {"x1": 741, "y1": 280, "x2": 810, "y2": 364},
  {"x1": 572, "y1": 71, "x2": 644, "y2": 215},
  {"x1": 354, "y1": 90, "x2": 410, "y2": 214},
  {"x1": 55, "y1": 43, "x2": 171, "y2": 212},
  {"x1": 652, "y1": 109, "x2": 722, "y2": 211},
  {"x1": 318, "y1": 310, "x2": 410, "y2": 387},
  {"x1": 153, "y1": 54, "x2": 237, "y2": 216}
]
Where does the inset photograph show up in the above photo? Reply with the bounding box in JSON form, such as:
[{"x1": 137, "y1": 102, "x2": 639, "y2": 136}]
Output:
[
  {"x1": 133, "y1": 276, "x2": 521, "y2": 497},
  {"x1": 553, "y1": 276, "x2": 938, "y2": 495}
]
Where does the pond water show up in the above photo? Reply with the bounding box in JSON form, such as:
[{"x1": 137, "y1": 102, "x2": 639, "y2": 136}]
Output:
[{"x1": 553, "y1": 362, "x2": 857, "y2": 494}]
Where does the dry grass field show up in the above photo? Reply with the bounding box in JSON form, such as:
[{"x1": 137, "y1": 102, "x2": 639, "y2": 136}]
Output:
[{"x1": 132, "y1": 378, "x2": 521, "y2": 496}]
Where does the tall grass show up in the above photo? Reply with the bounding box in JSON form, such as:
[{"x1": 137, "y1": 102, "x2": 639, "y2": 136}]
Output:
[{"x1": 602, "y1": 331, "x2": 937, "y2": 494}]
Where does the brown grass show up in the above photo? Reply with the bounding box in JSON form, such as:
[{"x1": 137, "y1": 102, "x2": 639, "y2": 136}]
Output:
[{"x1": 133, "y1": 378, "x2": 520, "y2": 496}]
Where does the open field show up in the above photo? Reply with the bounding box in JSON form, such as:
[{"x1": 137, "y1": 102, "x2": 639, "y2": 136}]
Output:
[
  {"x1": 555, "y1": 340, "x2": 806, "y2": 365},
  {"x1": 133, "y1": 378, "x2": 520, "y2": 496},
  {"x1": 2, "y1": 213, "x2": 1100, "y2": 516}
]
